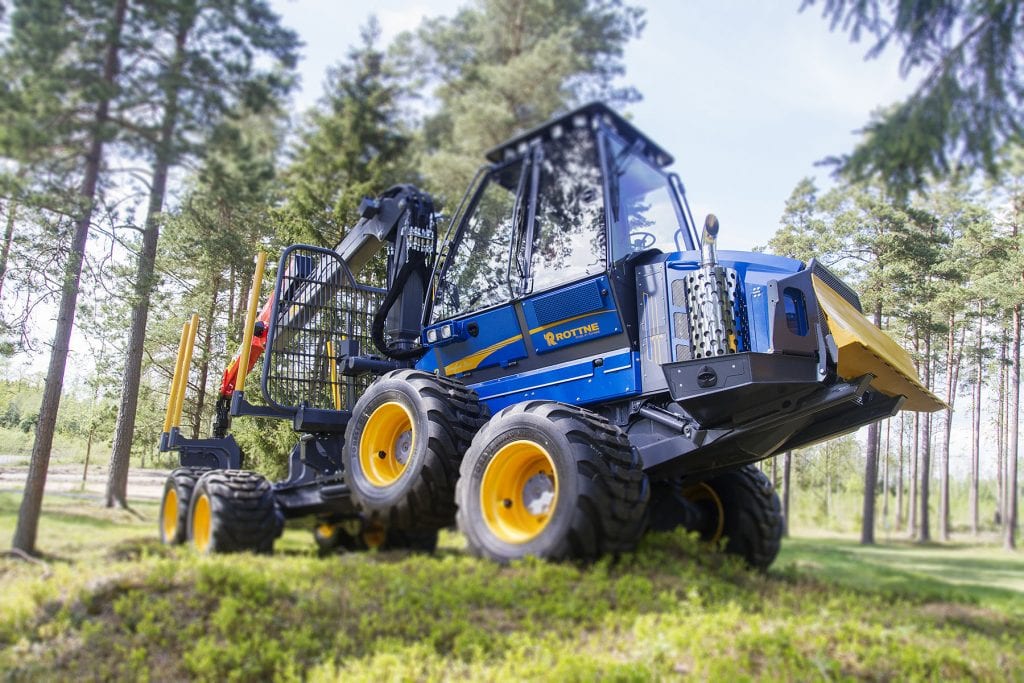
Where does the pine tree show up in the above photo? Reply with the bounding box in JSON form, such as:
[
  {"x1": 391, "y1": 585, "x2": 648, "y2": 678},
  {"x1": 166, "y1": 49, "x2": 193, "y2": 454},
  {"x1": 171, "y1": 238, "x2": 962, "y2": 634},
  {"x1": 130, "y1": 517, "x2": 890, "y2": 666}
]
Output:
[
  {"x1": 805, "y1": 0, "x2": 1024, "y2": 192},
  {"x1": 404, "y1": 0, "x2": 644, "y2": 205},
  {"x1": 103, "y1": 0, "x2": 298, "y2": 507},
  {"x1": 3, "y1": 0, "x2": 129, "y2": 554},
  {"x1": 279, "y1": 18, "x2": 412, "y2": 250}
]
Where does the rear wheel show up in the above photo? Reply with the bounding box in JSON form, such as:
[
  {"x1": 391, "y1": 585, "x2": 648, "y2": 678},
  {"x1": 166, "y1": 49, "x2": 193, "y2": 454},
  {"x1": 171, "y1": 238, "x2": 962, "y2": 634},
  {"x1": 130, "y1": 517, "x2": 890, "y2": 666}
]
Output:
[
  {"x1": 456, "y1": 401, "x2": 649, "y2": 562},
  {"x1": 187, "y1": 470, "x2": 283, "y2": 554},
  {"x1": 343, "y1": 369, "x2": 488, "y2": 529},
  {"x1": 159, "y1": 467, "x2": 207, "y2": 545},
  {"x1": 703, "y1": 465, "x2": 783, "y2": 570},
  {"x1": 313, "y1": 519, "x2": 438, "y2": 555}
]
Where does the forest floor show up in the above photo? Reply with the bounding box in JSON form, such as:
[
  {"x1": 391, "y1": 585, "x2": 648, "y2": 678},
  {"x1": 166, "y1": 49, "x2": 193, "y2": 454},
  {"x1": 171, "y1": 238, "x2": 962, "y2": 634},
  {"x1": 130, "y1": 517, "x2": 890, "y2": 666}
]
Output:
[{"x1": 0, "y1": 476, "x2": 1021, "y2": 681}]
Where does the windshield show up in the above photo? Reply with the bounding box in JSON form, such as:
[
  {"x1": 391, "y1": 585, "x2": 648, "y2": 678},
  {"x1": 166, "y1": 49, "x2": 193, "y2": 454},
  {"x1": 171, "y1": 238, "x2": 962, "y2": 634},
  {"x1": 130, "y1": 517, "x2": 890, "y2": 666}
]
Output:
[{"x1": 606, "y1": 135, "x2": 692, "y2": 260}]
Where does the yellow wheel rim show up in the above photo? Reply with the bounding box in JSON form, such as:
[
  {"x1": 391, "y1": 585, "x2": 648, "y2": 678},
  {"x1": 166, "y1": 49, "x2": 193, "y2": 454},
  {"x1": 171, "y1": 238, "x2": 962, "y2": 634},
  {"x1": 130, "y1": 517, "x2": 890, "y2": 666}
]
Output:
[
  {"x1": 161, "y1": 488, "x2": 179, "y2": 543},
  {"x1": 359, "y1": 401, "x2": 415, "y2": 487},
  {"x1": 315, "y1": 523, "x2": 336, "y2": 540},
  {"x1": 683, "y1": 482, "x2": 725, "y2": 543},
  {"x1": 480, "y1": 440, "x2": 559, "y2": 544},
  {"x1": 191, "y1": 492, "x2": 212, "y2": 553}
]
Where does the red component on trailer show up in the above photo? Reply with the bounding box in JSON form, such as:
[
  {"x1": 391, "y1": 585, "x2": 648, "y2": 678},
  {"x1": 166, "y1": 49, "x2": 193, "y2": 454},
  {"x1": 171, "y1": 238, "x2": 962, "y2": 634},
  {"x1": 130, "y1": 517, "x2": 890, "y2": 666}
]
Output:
[{"x1": 218, "y1": 295, "x2": 276, "y2": 398}]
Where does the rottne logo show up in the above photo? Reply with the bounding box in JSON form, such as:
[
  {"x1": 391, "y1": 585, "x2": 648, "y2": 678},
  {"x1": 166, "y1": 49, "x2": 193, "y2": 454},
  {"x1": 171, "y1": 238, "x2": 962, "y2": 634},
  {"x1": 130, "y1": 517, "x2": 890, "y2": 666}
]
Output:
[{"x1": 543, "y1": 322, "x2": 600, "y2": 347}]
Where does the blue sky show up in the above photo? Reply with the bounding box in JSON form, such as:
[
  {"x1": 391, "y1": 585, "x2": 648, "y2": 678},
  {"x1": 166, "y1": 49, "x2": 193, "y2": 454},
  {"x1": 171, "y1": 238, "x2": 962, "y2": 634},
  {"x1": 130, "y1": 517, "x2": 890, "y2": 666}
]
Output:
[{"x1": 271, "y1": 0, "x2": 917, "y2": 250}]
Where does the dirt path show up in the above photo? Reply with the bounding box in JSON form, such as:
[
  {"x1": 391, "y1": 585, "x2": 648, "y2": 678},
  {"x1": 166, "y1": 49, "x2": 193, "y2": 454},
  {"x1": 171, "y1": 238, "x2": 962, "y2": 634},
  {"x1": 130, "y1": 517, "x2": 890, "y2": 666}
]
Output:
[{"x1": 0, "y1": 463, "x2": 170, "y2": 502}]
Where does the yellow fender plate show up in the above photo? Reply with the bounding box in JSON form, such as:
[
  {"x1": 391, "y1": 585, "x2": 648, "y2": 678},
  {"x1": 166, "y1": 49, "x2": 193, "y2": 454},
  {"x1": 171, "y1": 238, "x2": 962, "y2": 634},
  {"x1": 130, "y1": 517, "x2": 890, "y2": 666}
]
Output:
[{"x1": 812, "y1": 275, "x2": 946, "y2": 413}]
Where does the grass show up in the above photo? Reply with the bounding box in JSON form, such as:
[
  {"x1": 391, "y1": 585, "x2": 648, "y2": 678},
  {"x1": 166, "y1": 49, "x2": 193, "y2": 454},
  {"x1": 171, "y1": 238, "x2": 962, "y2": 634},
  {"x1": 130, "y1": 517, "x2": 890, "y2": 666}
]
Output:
[{"x1": 0, "y1": 490, "x2": 1022, "y2": 681}]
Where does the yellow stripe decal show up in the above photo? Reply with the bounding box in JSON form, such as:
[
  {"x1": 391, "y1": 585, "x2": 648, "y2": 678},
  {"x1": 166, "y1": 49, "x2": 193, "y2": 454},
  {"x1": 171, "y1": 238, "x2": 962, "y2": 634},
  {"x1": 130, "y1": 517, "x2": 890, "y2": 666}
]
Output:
[{"x1": 444, "y1": 334, "x2": 524, "y2": 376}]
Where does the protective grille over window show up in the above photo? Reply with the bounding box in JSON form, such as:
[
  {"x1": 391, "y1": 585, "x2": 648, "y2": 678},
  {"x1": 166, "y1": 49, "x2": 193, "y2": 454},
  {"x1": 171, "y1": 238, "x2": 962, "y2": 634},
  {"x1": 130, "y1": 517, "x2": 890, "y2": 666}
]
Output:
[{"x1": 262, "y1": 245, "x2": 384, "y2": 412}]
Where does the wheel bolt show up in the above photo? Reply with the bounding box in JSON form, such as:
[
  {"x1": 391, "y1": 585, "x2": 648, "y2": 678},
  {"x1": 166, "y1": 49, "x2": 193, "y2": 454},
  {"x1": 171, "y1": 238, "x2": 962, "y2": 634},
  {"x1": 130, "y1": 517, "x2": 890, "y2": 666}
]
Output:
[
  {"x1": 378, "y1": 451, "x2": 387, "y2": 459},
  {"x1": 502, "y1": 498, "x2": 512, "y2": 508}
]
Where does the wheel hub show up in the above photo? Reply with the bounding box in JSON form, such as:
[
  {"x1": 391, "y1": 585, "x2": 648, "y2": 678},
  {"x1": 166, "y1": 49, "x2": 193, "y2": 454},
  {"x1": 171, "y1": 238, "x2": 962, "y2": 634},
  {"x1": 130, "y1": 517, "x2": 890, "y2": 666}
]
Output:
[{"x1": 522, "y1": 472, "x2": 555, "y2": 516}]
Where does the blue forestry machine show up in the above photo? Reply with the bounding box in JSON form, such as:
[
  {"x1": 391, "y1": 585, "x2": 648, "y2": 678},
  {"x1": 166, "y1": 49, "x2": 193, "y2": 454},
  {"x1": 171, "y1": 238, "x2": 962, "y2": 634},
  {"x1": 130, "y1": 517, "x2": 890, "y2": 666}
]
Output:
[{"x1": 158, "y1": 103, "x2": 942, "y2": 569}]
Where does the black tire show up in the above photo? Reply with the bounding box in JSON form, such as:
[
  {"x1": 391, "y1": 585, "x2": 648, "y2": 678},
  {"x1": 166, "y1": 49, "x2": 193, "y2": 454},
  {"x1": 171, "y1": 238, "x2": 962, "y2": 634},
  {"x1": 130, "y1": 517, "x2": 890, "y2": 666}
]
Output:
[
  {"x1": 704, "y1": 465, "x2": 783, "y2": 570},
  {"x1": 456, "y1": 401, "x2": 649, "y2": 562},
  {"x1": 158, "y1": 467, "x2": 208, "y2": 545},
  {"x1": 343, "y1": 369, "x2": 488, "y2": 529},
  {"x1": 187, "y1": 470, "x2": 284, "y2": 554}
]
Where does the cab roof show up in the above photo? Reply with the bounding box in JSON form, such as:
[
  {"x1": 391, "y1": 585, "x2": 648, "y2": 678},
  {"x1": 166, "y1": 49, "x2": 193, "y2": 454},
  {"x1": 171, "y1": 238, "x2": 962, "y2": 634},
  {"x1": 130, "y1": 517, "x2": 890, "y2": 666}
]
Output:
[{"x1": 484, "y1": 102, "x2": 674, "y2": 168}]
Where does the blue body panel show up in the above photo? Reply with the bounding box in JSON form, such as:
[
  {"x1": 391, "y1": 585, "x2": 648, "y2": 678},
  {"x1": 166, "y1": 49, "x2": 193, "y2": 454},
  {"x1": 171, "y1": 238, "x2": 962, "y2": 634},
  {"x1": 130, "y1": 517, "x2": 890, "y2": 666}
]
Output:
[
  {"x1": 415, "y1": 274, "x2": 640, "y2": 413},
  {"x1": 522, "y1": 276, "x2": 622, "y2": 355},
  {"x1": 470, "y1": 349, "x2": 639, "y2": 411},
  {"x1": 427, "y1": 305, "x2": 527, "y2": 377}
]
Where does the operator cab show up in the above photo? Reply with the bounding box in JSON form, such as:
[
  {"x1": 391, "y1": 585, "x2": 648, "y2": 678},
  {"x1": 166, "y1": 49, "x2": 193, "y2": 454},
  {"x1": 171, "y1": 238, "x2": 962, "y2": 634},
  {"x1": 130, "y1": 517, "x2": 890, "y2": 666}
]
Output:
[{"x1": 419, "y1": 102, "x2": 698, "y2": 410}]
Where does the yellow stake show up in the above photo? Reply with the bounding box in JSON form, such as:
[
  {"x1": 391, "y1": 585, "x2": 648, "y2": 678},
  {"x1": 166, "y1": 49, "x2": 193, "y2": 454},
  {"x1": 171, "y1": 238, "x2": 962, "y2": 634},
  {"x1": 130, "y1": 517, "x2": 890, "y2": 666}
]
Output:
[
  {"x1": 172, "y1": 313, "x2": 200, "y2": 429},
  {"x1": 236, "y1": 252, "x2": 267, "y2": 395},
  {"x1": 162, "y1": 320, "x2": 191, "y2": 434},
  {"x1": 327, "y1": 340, "x2": 341, "y2": 411}
]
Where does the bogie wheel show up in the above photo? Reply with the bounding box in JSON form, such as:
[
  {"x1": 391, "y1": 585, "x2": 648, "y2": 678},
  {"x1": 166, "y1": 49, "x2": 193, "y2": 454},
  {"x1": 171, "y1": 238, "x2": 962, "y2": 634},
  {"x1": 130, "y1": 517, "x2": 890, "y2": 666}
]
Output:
[
  {"x1": 313, "y1": 519, "x2": 438, "y2": 555},
  {"x1": 456, "y1": 401, "x2": 649, "y2": 562},
  {"x1": 343, "y1": 369, "x2": 489, "y2": 529},
  {"x1": 159, "y1": 467, "x2": 208, "y2": 545},
  {"x1": 703, "y1": 465, "x2": 783, "y2": 570},
  {"x1": 187, "y1": 470, "x2": 283, "y2": 554}
]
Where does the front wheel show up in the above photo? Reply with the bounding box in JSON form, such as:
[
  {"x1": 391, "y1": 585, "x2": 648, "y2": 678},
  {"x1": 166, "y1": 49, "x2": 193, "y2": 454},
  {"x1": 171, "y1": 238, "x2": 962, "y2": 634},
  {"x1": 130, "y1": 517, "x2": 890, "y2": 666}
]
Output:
[{"x1": 456, "y1": 401, "x2": 649, "y2": 562}]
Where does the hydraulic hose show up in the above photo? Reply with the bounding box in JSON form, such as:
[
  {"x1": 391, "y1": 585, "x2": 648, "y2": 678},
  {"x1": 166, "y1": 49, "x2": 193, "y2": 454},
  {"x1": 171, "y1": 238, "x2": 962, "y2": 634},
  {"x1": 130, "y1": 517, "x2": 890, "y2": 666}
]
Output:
[{"x1": 371, "y1": 252, "x2": 428, "y2": 361}]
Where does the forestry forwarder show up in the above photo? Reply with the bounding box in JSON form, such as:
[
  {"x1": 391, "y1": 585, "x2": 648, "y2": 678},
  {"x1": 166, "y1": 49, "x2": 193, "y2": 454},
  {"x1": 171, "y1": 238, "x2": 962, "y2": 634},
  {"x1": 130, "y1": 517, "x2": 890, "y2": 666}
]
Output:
[{"x1": 157, "y1": 103, "x2": 943, "y2": 569}]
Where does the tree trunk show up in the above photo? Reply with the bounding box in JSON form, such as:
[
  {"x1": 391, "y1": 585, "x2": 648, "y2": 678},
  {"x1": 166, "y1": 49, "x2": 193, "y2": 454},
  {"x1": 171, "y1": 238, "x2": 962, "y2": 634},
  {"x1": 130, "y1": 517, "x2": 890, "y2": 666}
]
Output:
[
  {"x1": 861, "y1": 302, "x2": 883, "y2": 545},
  {"x1": 0, "y1": 199, "x2": 17, "y2": 301},
  {"x1": 12, "y1": 0, "x2": 127, "y2": 554},
  {"x1": 82, "y1": 429, "x2": 94, "y2": 484},
  {"x1": 882, "y1": 419, "x2": 890, "y2": 528},
  {"x1": 909, "y1": 411, "x2": 918, "y2": 535},
  {"x1": 939, "y1": 312, "x2": 956, "y2": 541},
  {"x1": 106, "y1": 19, "x2": 191, "y2": 508},
  {"x1": 782, "y1": 450, "x2": 791, "y2": 537},
  {"x1": 997, "y1": 336, "x2": 1007, "y2": 526},
  {"x1": 1005, "y1": 304, "x2": 1020, "y2": 550},
  {"x1": 970, "y1": 307, "x2": 982, "y2": 535},
  {"x1": 191, "y1": 275, "x2": 220, "y2": 438},
  {"x1": 919, "y1": 328, "x2": 932, "y2": 543},
  {"x1": 896, "y1": 413, "x2": 904, "y2": 531}
]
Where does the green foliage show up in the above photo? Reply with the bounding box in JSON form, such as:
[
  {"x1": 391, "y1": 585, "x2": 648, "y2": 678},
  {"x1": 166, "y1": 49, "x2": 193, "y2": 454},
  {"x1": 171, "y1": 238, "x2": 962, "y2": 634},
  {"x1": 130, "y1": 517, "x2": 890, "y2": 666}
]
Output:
[
  {"x1": 401, "y1": 0, "x2": 645, "y2": 205},
  {"x1": 279, "y1": 18, "x2": 414, "y2": 249},
  {"x1": 0, "y1": 493, "x2": 1021, "y2": 680},
  {"x1": 804, "y1": 0, "x2": 1024, "y2": 191}
]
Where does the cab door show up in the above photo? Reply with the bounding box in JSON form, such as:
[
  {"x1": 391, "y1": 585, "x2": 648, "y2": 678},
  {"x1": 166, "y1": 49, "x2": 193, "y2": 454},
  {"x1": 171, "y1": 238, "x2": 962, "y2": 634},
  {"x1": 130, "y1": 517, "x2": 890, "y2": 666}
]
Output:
[{"x1": 418, "y1": 125, "x2": 639, "y2": 410}]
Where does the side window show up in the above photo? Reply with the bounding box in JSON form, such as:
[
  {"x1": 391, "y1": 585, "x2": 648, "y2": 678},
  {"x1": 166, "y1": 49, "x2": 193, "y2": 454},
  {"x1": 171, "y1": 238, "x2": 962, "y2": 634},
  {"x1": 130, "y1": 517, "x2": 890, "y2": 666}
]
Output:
[
  {"x1": 432, "y1": 160, "x2": 524, "y2": 321},
  {"x1": 607, "y1": 135, "x2": 688, "y2": 260},
  {"x1": 530, "y1": 129, "x2": 606, "y2": 292}
]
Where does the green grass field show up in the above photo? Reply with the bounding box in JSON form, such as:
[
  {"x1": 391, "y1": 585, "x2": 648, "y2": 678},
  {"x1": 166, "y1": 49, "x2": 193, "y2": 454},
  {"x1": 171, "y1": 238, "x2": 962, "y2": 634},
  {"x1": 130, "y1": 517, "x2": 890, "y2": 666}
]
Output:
[{"x1": 1, "y1": 490, "x2": 1021, "y2": 681}]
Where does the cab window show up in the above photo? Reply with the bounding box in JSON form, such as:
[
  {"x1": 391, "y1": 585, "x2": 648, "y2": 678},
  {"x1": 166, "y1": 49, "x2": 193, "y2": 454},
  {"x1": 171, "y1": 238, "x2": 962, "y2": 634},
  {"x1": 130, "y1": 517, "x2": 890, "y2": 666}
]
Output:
[
  {"x1": 432, "y1": 159, "x2": 524, "y2": 322},
  {"x1": 607, "y1": 134, "x2": 690, "y2": 259},
  {"x1": 529, "y1": 128, "x2": 606, "y2": 293}
]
